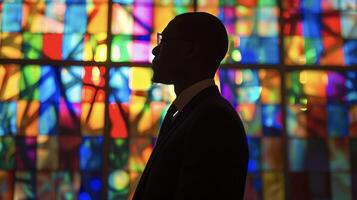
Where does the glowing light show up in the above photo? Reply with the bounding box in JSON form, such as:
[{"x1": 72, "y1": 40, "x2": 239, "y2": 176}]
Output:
[
  {"x1": 92, "y1": 67, "x2": 100, "y2": 86},
  {"x1": 109, "y1": 170, "x2": 129, "y2": 190},
  {"x1": 94, "y1": 44, "x2": 107, "y2": 62},
  {"x1": 232, "y1": 49, "x2": 242, "y2": 62},
  {"x1": 299, "y1": 71, "x2": 307, "y2": 84},
  {"x1": 300, "y1": 106, "x2": 307, "y2": 111},
  {"x1": 84, "y1": 44, "x2": 93, "y2": 61},
  {"x1": 300, "y1": 98, "x2": 308, "y2": 105}
]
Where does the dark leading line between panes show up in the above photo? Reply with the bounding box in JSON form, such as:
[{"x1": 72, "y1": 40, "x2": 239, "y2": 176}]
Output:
[
  {"x1": 102, "y1": 0, "x2": 114, "y2": 198},
  {"x1": 277, "y1": 0, "x2": 290, "y2": 199}
]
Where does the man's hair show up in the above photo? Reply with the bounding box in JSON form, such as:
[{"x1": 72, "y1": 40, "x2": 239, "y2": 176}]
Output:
[{"x1": 174, "y1": 12, "x2": 229, "y2": 76}]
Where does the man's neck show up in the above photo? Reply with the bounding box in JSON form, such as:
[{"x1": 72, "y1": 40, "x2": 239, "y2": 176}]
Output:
[
  {"x1": 173, "y1": 79, "x2": 215, "y2": 111},
  {"x1": 174, "y1": 77, "x2": 210, "y2": 96}
]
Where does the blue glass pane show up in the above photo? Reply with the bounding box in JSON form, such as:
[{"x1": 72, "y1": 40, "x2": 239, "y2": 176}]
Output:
[
  {"x1": 63, "y1": 34, "x2": 84, "y2": 60},
  {"x1": 0, "y1": 102, "x2": 17, "y2": 136},
  {"x1": 64, "y1": 4, "x2": 87, "y2": 33},
  {"x1": 289, "y1": 139, "x2": 307, "y2": 171},
  {"x1": 301, "y1": 0, "x2": 321, "y2": 12},
  {"x1": 113, "y1": 0, "x2": 134, "y2": 4},
  {"x1": 302, "y1": 14, "x2": 321, "y2": 38},
  {"x1": 247, "y1": 138, "x2": 261, "y2": 172},
  {"x1": 2, "y1": 3, "x2": 22, "y2": 32},
  {"x1": 239, "y1": 37, "x2": 279, "y2": 64},
  {"x1": 39, "y1": 101, "x2": 58, "y2": 135},
  {"x1": 80, "y1": 137, "x2": 103, "y2": 170},
  {"x1": 346, "y1": 71, "x2": 357, "y2": 103},
  {"x1": 344, "y1": 40, "x2": 357, "y2": 65},
  {"x1": 80, "y1": 173, "x2": 102, "y2": 199},
  {"x1": 261, "y1": 105, "x2": 282, "y2": 136},
  {"x1": 40, "y1": 66, "x2": 60, "y2": 103},
  {"x1": 327, "y1": 104, "x2": 348, "y2": 137},
  {"x1": 61, "y1": 67, "x2": 83, "y2": 103},
  {"x1": 109, "y1": 67, "x2": 130, "y2": 103}
]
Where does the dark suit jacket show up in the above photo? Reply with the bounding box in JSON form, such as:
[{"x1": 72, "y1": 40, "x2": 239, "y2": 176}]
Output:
[{"x1": 133, "y1": 85, "x2": 249, "y2": 200}]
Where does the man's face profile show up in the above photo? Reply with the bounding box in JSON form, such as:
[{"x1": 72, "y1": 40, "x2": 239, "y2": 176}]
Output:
[{"x1": 151, "y1": 20, "x2": 190, "y2": 85}]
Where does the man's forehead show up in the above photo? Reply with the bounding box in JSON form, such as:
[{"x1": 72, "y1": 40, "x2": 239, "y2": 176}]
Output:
[{"x1": 162, "y1": 20, "x2": 178, "y2": 37}]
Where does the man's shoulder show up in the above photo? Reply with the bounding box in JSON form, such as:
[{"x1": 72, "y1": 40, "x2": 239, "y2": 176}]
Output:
[
  {"x1": 199, "y1": 94, "x2": 235, "y2": 112},
  {"x1": 192, "y1": 94, "x2": 240, "y2": 122}
]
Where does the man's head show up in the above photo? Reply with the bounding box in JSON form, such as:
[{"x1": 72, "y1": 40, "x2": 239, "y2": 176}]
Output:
[{"x1": 152, "y1": 12, "x2": 228, "y2": 85}]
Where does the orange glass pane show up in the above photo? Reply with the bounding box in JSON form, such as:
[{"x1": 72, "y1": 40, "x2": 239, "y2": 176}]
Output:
[
  {"x1": 0, "y1": 65, "x2": 20, "y2": 101},
  {"x1": 17, "y1": 100, "x2": 39, "y2": 136},
  {"x1": 81, "y1": 102, "x2": 105, "y2": 136}
]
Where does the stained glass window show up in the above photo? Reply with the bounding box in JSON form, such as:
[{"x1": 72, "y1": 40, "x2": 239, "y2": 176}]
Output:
[
  {"x1": 284, "y1": 0, "x2": 357, "y2": 66},
  {"x1": 286, "y1": 70, "x2": 357, "y2": 200},
  {"x1": 0, "y1": 0, "x2": 357, "y2": 199},
  {"x1": 198, "y1": 0, "x2": 280, "y2": 64}
]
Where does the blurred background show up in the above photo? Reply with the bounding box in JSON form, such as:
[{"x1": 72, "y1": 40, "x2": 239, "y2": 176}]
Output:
[{"x1": 0, "y1": 0, "x2": 357, "y2": 199}]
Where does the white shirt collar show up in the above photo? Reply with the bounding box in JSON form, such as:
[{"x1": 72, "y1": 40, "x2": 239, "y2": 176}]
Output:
[{"x1": 173, "y1": 79, "x2": 215, "y2": 112}]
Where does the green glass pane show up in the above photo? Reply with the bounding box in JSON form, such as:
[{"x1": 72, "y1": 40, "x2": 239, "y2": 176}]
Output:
[
  {"x1": 20, "y1": 65, "x2": 41, "y2": 100},
  {"x1": 286, "y1": 72, "x2": 303, "y2": 105},
  {"x1": 304, "y1": 38, "x2": 322, "y2": 64},
  {"x1": 23, "y1": 33, "x2": 42, "y2": 59},
  {"x1": 258, "y1": 0, "x2": 277, "y2": 6},
  {"x1": 111, "y1": 35, "x2": 131, "y2": 62},
  {"x1": 219, "y1": 0, "x2": 235, "y2": 6},
  {"x1": 174, "y1": 7, "x2": 190, "y2": 15}
]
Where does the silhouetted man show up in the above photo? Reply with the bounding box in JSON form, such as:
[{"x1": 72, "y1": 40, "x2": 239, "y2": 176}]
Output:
[{"x1": 133, "y1": 12, "x2": 249, "y2": 200}]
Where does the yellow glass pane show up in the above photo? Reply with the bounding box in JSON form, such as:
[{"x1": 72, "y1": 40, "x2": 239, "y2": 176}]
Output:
[
  {"x1": 198, "y1": 0, "x2": 219, "y2": 6},
  {"x1": 284, "y1": 36, "x2": 306, "y2": 65},
  {"x1": 87, "y1": 4, "x2": 108, "y2": 34},
  {"x1": 129, "y1": 96, "x2": 153, "y2": 136},
  {"x1": 153, "y1": 6, "x2": 176, "y2": 33},
  {"x1": 263, "y1": 172, "x2": 285, "y2": 200},
  {"x1": 94, "y1": 44, "x2": 107, "y2": 62},
  {"x1": 0, "y1": 33, "x2": 23, "y2": 59},
  {"x1": 0, "y1": 65, "x2": 20, "y2": 101},
  {"x1": 150, "y1": 102, "x2": 166, "y2": 137},
  {"x1": 300, "y1": 70, "x2": 327, "y2": 98},
  {"x1": 17, "y1": 100, "x2": 39, "y2": 136},
  {"x1": 129, "y1": 67, "x2": 152, "y2": 91},
  {"x1": 196, "y1": 7, "x2": 219, "y2": 16},
  {"x1": 81, "y1": 102, "x2": 105, "y2": 135},
  {"x1": 84, "y1": 33, "x2": 107, "y2": 61},
  {"x1": 22, "y1": 2, "x2": 46, "y2": 33}
]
